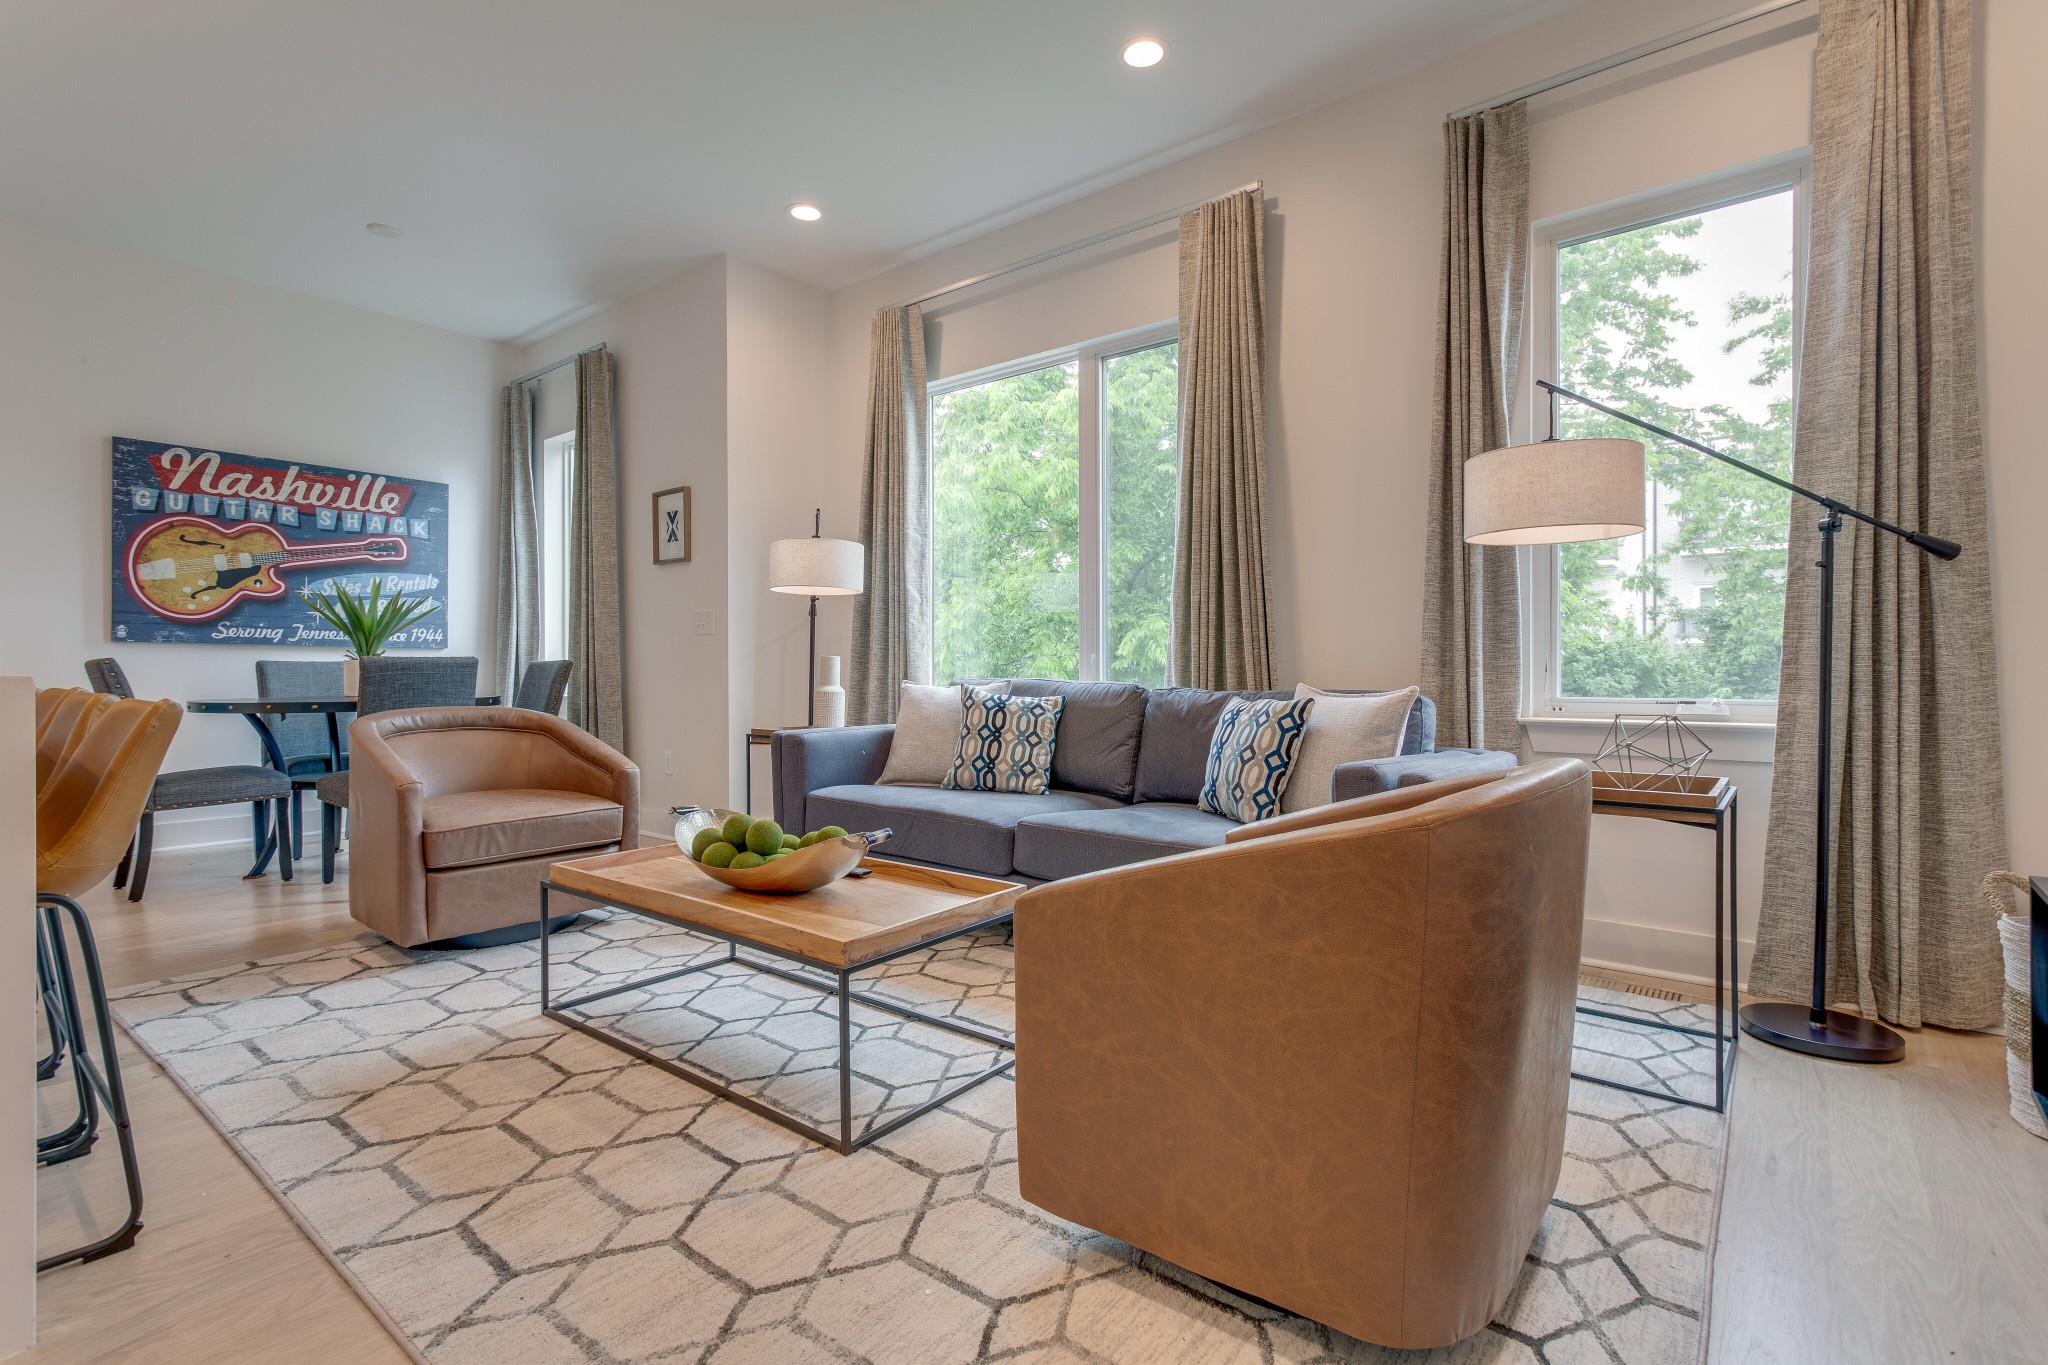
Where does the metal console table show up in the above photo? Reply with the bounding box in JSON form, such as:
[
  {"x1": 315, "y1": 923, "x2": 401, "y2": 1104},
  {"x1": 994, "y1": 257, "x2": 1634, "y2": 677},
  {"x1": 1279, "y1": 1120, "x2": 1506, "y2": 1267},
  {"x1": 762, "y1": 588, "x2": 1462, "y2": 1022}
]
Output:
[{"x1": 1580, "y1": 777, "x2": 1740, "y2": 1113}]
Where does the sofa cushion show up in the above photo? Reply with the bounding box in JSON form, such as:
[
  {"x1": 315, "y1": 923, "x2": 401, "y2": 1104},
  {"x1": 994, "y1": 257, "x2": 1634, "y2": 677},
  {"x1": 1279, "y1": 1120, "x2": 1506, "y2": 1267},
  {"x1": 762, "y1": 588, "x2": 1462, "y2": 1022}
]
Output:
[
  {"x1": 1133, "y1": 687, "x2": 1291, "y2": 805},
  {"x1": 1280, "y1": 684, "x2": 1419, "y2": 813},
  {"x1": 1198, "y1": 696, "x2": 1317, "y2": 823},
  {"x1": 1014, "y1": 802, "x2": 1239, "y2": 881},
  {"x1": 879, "y1": 681, "x2": 1007, "y2": 786},
  {"x1": 420, "y1": 788, "x2": 624, "y2": 870},
  {"x1": 943, "y1": 691, "x2": 1064, "y2": 794},
  {"x1": 1006, "y1": 679, "x2": 1149, "y2": 801},
  {"x1": 804, "y1": 783, "x2": 1120, "y2": 876}
]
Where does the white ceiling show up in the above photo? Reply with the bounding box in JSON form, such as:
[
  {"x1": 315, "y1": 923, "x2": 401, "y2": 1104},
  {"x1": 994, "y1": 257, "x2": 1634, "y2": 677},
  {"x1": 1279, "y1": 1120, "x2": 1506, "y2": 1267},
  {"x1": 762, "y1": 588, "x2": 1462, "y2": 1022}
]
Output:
[{"x1": 0, "y1": 1, "x2": 1570, "y2": 342}]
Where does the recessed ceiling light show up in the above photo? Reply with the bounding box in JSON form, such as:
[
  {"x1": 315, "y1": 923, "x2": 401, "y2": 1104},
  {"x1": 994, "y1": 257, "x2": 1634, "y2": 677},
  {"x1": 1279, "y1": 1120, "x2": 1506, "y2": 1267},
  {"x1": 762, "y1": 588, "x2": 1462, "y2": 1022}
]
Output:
[
  {"x1": 787, "y1": 202, "x2": 823, "y2": 222},
  {"x1": 1120, "y1": 37, "x2": 1166, "y2": 68},
  {"x1": 365, "y1": 222, "x2": 400, "y2": 238}
]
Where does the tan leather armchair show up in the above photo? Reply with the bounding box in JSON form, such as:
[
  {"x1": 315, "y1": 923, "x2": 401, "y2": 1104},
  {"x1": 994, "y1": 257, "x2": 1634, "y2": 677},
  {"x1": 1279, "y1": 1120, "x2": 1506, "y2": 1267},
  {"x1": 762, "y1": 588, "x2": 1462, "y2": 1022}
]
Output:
[
  {"x1": 1013, "y1": 758, "x2": 1592, "y2": 1350},
  {"x1": 346, "y1": 707, "x2": 639, "y2": 948}
]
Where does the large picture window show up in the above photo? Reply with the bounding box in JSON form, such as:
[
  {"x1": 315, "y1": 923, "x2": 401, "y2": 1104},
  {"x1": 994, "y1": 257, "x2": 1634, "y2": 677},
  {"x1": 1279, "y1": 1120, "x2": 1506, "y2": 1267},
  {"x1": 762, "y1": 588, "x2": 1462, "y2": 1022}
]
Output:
[
  {"x1": 930, "y1": 324, "x2": 1178, "y2": 686},
  {"x1": 1529, "y1": 163, "x2": 1806, "y2": 720}
]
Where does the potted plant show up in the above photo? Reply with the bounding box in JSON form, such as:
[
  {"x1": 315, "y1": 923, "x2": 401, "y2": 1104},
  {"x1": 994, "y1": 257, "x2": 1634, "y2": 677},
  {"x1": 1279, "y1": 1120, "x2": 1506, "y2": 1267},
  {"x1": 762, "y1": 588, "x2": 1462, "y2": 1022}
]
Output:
[{"x1": 299, "y1": 578, "x2": 443, "y2": 696}]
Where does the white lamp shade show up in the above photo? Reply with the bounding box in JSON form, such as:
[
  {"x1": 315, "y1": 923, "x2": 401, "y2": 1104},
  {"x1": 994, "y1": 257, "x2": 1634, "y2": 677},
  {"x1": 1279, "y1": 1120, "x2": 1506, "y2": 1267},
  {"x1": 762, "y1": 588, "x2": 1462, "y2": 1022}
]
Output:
[
  {"x1": 769, "y1": 537, "x2": 864, "y2": 596},
  {"x1": 1463, "y1": 438, "x2": 1646, "y2": 545}
]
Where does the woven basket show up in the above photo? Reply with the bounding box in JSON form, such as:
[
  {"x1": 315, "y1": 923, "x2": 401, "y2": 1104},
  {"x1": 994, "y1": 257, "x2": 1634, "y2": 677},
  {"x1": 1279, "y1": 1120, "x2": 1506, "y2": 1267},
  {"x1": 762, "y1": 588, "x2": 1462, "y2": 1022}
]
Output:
[{"x1": 1988, "y1": 872, "x2": 2048, "y2": 1140}]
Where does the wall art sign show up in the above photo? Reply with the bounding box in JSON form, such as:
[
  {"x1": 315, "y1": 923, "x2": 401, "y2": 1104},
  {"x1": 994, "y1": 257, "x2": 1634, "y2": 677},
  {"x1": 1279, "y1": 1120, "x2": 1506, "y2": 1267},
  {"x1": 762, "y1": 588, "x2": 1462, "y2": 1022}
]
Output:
[
  {"x1": 110, "y1": 436, "x2": 451, "y2": 648},
  {"x1": 652, "y1": 484, "x2": 692, "y2": 564}
]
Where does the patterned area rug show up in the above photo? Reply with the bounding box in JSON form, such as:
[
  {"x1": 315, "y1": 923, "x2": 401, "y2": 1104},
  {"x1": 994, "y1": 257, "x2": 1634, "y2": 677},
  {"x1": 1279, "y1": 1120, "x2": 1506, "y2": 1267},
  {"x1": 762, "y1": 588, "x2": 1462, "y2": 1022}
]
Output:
[{"x1": 112, "y1": 914, "x2": 1727, "y2": 1365}]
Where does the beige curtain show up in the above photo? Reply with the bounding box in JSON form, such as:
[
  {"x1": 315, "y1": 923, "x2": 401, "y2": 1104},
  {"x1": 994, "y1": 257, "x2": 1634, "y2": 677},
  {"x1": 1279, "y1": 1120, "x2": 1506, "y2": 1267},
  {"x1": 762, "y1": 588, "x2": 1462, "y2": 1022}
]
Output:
[
  {"x1": 1420, "y1": 103, "x2": 1529, "y2": 754},
  {"x1": 1749, "y1": 0, "x2": 2005, "y2": 1029},
  {"x1": 1171, "y1": 184, "x2": 1275, "y2": 691},
  {"x1": 567, "y1": 347, "x2": 625, "y2": 748},
  {"x1": 495, "y1": 380, "x2": 539, "y2": 702},
  {"x1": 848, "y1": 305, "x2": 930, "y2": 724}
]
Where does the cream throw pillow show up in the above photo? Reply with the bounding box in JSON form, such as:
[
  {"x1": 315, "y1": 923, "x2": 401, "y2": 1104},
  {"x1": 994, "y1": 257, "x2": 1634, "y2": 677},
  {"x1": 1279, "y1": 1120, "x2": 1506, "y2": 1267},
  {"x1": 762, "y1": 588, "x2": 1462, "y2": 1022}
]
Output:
[
  {"x1": 878, "y1": 681, "x2": 1007, "y2": 786},
  {"x1": 1278, "y1": 684, "x2": 1420, "y2": 813}
]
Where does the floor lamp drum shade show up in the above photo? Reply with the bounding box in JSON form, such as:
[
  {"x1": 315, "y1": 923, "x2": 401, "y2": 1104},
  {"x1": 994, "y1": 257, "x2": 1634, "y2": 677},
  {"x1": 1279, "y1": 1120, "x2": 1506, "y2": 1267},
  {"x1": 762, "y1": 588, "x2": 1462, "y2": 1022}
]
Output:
[
  {"x1": 769, "y1": 538, "x2": 864, "y2": 597},
  {"x1": 1464, "y1": 438, "x2": 1646, "y2": 546}
]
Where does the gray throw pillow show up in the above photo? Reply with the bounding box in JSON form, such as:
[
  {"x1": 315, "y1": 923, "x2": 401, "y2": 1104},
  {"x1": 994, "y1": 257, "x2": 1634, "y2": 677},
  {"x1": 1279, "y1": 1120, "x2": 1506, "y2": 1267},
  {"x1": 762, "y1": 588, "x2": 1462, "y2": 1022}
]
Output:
[
  {"x1": 878, "y1": 682, "x2": 1006, "y2": 786},
  {"x1": 1005, "y1": 679, "x2": 1147, "y2": 800},
  {"x1": 1279, "y1": 684, "x2": 1419, "y2": 812},
  {"x1": 1134, "y1": 687, "x2": 1292, "y2": 805}
]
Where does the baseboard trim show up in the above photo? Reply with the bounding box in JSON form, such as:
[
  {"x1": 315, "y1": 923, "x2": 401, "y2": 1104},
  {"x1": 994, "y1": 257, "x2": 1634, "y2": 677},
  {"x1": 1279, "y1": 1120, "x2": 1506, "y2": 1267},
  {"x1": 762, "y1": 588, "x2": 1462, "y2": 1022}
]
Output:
[{"x1": 1581, "y1": 916, "x2": 1754, "y2": 993}]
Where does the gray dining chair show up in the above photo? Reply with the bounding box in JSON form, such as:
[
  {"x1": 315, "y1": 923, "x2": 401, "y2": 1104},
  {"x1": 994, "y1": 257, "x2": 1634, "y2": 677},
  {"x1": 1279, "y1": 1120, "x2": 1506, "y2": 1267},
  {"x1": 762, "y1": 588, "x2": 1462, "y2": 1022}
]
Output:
[
  {"x1": 84, "y1": 657, "x2": 293, "y2": 901},
  {"x1": 514, "y1": 659, "x2": 573, "y2": 715},
  {"x1": 316, "y1": 656, "x2": 480, "y2": 883},
  {"x1": 256, "y1": 659, "x2": 347, "y2": 860}
]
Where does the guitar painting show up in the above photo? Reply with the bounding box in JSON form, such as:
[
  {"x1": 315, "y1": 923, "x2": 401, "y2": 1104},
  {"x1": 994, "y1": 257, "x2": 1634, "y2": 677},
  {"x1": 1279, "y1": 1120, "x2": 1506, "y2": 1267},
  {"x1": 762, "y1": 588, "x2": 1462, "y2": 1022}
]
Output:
[
  {"x1": 126, "y1": 517, "x2": 409, "y2": 621},
  {"x1": 110, "y1": 437, "x2": 450, "y2": 647}
]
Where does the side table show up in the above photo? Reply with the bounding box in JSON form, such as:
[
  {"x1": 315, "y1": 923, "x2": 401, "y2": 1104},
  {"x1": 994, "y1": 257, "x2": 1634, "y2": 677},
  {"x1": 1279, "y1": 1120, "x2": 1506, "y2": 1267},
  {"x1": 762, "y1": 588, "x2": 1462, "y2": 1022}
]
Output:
[
  {"x1": 1581, "y1": 775, "x2": 1739, "y2": 1113},
  {"x1": 741, "y1": 726, "x2": 805, "y2": 814}
]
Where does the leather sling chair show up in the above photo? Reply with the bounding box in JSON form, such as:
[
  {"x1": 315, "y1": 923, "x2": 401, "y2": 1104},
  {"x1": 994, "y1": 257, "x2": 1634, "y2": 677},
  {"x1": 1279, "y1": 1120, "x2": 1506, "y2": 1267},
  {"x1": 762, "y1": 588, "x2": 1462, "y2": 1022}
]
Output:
[
  {"x1": 37, "y1": 688, "x2": 115, "y2": 793},
  {"x1": 35, "y1": 690, "x2": 181, "y2": 1270},
  {"x1": 1012, "y1": 758, "x2": 1591, "y2": 1351},
  {"x1": 345, "y1": 706, "x2": 638, "y2": 949}
]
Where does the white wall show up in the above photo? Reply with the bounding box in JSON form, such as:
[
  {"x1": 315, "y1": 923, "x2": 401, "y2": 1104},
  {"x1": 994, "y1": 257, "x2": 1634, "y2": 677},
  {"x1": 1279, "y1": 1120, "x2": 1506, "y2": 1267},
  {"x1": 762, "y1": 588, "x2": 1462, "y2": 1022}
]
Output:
[
  {"x1": 0, "y1": 217, "x2": 515, "y2": 847},
  {"x1": 1981, "y1": 0, "x2": 2048, "y2": 883},
  {"x1": 725, "y1": 258, "x2": 834, "y2": 813},
  {"x1": 521, "y1": 254, "x2": 833, "y2": 833}
]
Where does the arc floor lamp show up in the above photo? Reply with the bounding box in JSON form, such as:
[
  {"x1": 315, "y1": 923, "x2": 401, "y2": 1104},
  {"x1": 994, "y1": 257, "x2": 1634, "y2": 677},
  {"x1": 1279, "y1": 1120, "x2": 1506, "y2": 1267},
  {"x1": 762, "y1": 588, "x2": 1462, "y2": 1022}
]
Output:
[{"x1": 1467, "y1": 379, "x2": 1962, "y2": 1064}]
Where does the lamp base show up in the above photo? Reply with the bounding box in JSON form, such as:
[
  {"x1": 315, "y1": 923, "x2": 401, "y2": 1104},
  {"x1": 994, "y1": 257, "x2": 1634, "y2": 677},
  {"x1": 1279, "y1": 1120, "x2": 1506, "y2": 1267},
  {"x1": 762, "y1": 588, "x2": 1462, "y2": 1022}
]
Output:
[{"x1": 1738, "y1": 1001, "x2": 1905, "y2": 1063}]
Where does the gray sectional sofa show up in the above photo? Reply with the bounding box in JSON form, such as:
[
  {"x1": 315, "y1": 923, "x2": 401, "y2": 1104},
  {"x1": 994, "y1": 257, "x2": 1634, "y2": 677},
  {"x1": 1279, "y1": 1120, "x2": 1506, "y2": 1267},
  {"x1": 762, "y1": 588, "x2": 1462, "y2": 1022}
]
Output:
[{"x1": 770, "y1": 679, "x2": 1516, "y2": 884}]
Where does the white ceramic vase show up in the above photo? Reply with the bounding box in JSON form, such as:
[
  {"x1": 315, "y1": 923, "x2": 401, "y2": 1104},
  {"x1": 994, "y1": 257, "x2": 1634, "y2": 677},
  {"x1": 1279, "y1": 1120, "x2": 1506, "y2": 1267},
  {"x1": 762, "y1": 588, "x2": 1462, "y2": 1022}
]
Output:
[{"x1": 813, "y1": 655, "x2": 846, "y2": 728}]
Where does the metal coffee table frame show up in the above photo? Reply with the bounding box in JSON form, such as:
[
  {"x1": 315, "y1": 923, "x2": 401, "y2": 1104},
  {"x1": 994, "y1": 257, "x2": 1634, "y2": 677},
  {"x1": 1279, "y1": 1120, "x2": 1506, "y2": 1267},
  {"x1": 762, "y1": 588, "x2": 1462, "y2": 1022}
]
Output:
[{"x1": 538, "y1": 880, "x2": 1016, "y2": 1154}]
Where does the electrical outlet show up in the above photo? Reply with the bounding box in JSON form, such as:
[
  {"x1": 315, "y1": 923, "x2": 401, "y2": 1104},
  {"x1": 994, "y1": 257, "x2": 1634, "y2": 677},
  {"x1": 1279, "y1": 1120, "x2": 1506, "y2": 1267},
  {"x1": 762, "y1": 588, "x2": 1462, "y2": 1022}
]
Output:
[
  {"x1": 692, "y1": 610, "x2": 714, "y2": 636},
  {"x1": 663, "y1": 750, "x2": 673, "y2": 774}
]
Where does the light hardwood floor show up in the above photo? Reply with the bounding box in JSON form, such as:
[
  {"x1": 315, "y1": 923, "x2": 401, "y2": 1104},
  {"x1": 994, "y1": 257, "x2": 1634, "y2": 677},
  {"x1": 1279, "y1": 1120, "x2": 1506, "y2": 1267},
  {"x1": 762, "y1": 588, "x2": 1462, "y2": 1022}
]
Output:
[{"x1": 27, "y1": 842, "x2": 2048, "y2": 1363}]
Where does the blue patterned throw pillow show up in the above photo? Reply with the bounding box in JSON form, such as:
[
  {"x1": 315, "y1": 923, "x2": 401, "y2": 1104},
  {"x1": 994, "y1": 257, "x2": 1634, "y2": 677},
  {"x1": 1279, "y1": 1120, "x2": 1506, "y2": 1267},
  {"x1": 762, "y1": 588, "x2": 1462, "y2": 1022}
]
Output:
[
  {"x1": 943, "y1": 690, "x2": 1065, "y2": 795},
  {"x1": 1198, "y1": 696, "x2": 1316, "y2": 823}
]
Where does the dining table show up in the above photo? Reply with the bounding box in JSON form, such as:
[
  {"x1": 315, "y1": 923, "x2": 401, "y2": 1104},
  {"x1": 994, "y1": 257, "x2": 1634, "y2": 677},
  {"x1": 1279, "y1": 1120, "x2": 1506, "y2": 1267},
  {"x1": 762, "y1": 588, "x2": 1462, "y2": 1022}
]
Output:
[{"x1": 185, "y1": 693, "x2": 503, "y2": 773}]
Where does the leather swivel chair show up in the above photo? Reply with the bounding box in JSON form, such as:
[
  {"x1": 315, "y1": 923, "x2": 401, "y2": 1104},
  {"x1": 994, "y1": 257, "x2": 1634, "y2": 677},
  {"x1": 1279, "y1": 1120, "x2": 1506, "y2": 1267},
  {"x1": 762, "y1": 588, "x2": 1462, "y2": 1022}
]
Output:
[
  {"x1": 36, "y1": 690, "x2": 182, "y2": 1270},
  {"x1": 1013, "y1": 758, "x2": 1592, "y2": 1350},
  {"x1": 345, "y1": 706, "x2": 638, "y2": 948}
]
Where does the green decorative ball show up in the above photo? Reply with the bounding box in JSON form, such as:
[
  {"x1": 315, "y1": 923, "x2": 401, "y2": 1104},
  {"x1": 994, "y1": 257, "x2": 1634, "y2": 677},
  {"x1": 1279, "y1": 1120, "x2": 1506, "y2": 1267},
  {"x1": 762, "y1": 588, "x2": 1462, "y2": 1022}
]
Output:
[
  {"x1": 690, "y1": 827, "x2": 723, "y2": 859},
  {"x1": 766, "y1": 850, "x2": 790, "y2": 861},
  {"x1": 721, "y1": 813, "x2": 754, "y2": 844},
  {"x1": 781, "y1": 833, "x2": 800, "y2": 850},
  {"x1": 797, "y1": 831, "x2": 821, "y2": 849},
  {"x1": 730, "y1": 851, "x2": 767, "y2": 870},
  {"x1": 745, "y1": 819, "x2": 785, "y2": 856},
  {"x1": 816, "y1": 825, "x2": 848, "y2": 841},
  {"x1": 699, "y1": 841, "x2": 740, "y2": 869}
]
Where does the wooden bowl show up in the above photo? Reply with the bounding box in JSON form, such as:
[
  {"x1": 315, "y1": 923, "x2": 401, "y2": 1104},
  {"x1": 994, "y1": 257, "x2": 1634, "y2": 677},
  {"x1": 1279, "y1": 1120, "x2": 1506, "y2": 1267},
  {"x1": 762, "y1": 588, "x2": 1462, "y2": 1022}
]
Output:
[{"x1": 671, "y1": 807, "x2": 892, "y2": 895}]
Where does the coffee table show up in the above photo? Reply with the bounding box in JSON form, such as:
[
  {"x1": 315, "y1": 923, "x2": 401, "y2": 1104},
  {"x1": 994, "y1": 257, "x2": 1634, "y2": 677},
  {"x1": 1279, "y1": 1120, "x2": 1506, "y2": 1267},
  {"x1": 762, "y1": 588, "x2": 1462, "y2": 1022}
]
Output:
[{"x1": 540, "y1": 846, "x2": 1021, "y2": 1153}]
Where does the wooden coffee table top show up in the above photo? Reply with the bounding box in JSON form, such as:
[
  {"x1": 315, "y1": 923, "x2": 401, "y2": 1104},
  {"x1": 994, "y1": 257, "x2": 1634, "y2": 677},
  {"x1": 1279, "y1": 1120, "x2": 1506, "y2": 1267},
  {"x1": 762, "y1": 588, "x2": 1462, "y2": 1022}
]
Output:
[{"x1": 546, "y1": 845, "x2": 1022, "y2": 969}]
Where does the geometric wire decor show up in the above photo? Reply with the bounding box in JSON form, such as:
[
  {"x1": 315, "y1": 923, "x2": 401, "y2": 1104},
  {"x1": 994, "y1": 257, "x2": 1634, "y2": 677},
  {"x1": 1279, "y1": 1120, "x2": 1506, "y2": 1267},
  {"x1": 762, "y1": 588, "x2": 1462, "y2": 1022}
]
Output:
[{"x1": 1592, "y1": 713, "x2": 1713, "y2": 790}]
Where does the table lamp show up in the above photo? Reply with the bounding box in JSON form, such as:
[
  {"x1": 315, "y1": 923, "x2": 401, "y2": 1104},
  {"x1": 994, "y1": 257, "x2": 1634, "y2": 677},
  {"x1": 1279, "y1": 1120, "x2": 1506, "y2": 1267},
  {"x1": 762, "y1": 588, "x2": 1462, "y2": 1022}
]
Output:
[{"x1": 769, "y1": 509, "x2": 864, "y2": 726}]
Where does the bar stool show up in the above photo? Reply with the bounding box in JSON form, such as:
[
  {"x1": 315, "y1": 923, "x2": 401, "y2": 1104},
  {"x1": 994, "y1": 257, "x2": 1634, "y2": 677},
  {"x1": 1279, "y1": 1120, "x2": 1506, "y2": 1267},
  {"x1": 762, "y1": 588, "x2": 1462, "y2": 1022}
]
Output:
[{"x1": 35, "y1": 690, "x2": 181, "y2": 1269}]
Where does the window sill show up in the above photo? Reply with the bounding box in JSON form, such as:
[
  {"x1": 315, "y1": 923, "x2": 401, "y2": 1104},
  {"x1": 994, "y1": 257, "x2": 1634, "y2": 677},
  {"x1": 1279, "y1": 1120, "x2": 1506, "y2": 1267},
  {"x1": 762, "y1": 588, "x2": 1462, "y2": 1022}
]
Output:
[{"x1": 1519, "y1": 714, "x2": 1779, "y2": 765}]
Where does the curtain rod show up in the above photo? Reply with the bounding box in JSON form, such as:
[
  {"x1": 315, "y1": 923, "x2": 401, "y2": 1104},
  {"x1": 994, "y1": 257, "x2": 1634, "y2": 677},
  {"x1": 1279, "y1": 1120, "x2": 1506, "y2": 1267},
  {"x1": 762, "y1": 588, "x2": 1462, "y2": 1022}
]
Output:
[
  {"x1": 507, "y1": 342, "x2": 608, "y2": 390},
  {"x1": 888, "y1": 180, "x2": 1263, "y2": 312},
  {"x1": 1448, "y1": 0, "x2": 1814, "y2": 120}
]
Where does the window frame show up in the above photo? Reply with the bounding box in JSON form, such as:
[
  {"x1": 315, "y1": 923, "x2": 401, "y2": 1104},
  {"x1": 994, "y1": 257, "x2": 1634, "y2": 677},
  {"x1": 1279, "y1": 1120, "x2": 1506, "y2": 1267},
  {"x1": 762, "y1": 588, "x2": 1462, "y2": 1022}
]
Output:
[
  {"x1": 926, "y1": 318, "x2": 1178, "y2": 683},
  {"x1": 1521, "y1": 152, "x2": 1810, "y2": 729}
]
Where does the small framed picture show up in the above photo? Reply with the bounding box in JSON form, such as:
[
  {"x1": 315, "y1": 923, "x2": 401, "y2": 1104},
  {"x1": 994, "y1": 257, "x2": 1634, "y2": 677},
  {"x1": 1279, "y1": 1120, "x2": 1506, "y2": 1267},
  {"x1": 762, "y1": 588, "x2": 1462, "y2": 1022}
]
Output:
[{"x1": 652, "y1": 486, "x2": 692, "y2": 564}]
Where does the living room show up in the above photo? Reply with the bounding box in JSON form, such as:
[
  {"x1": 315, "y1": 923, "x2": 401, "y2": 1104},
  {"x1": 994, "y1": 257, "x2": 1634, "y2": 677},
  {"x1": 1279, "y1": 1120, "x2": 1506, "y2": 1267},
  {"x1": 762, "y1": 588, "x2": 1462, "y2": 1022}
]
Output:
[{"x1": 9, "y1": 0, "x2": 2046, "y2": 1361}]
